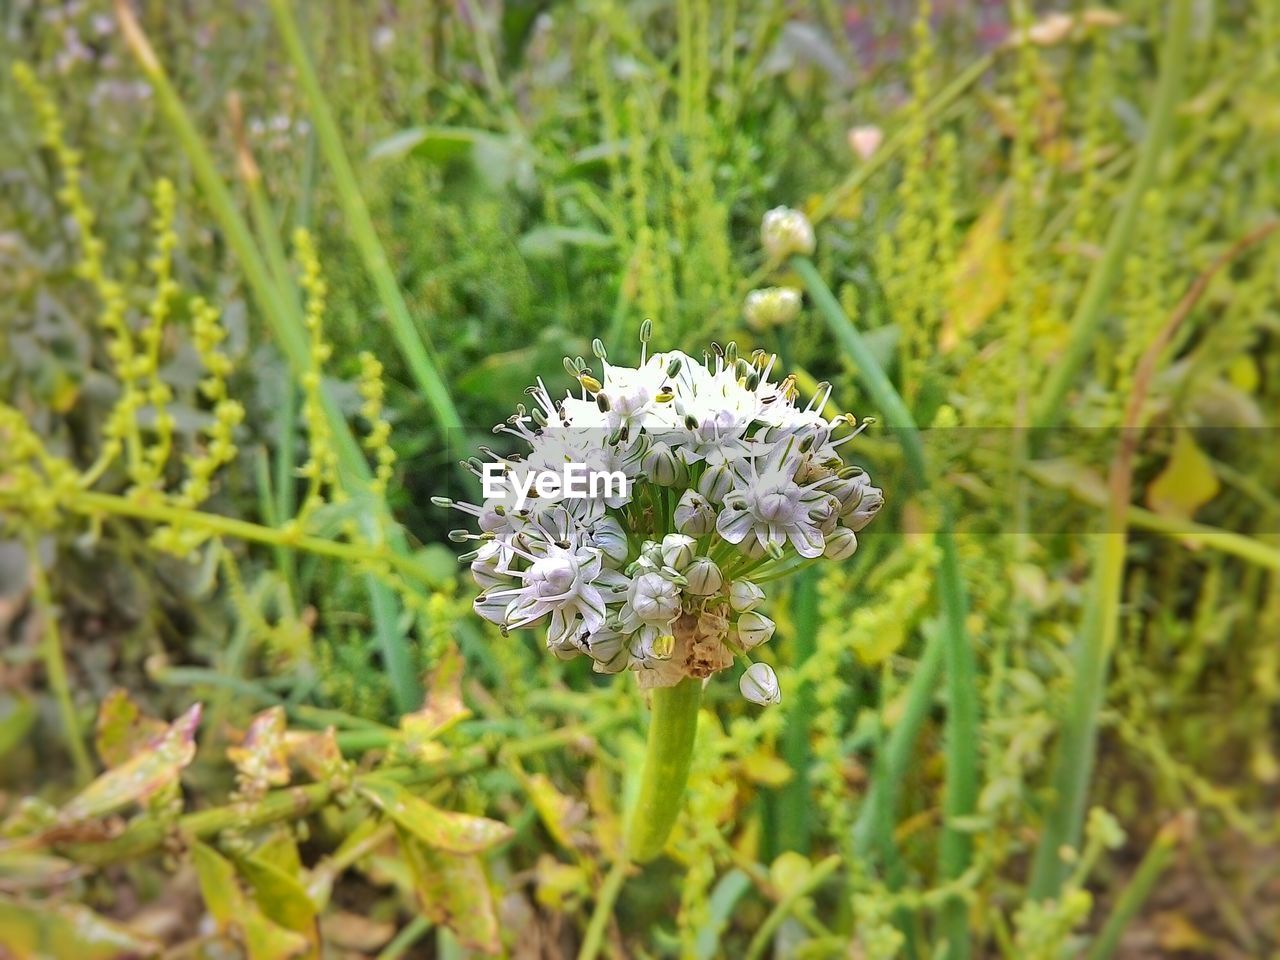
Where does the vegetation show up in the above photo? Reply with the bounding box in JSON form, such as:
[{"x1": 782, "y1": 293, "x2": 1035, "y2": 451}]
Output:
[{"x1": 1, "y1": 0, "x2": 1277, "y2": 957}]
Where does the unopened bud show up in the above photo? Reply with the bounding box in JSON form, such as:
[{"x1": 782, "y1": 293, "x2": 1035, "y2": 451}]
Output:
[
  {"x1": 744, "y1": 287, "x2": 803, "y2": 332},
  {"x1": 730, "y1": 579, "x2": 765, "y2": 613},
  {"x1": 684, "y1": 557, "x2": 723, "y2": 596},
  {"x1": 740, "y1": 662, "x2": 781, "y2": 706},
  {"x1": 675, "y1": 489, "x2": 716, "y2": 536},
  {"x1": 660, "y1": 533, "x2": 696, "y2": 571},
  {"x1": 823, "y1": 527, "x2": 858, "y2": 560},
  {"x1": 761, "y1": 206, "x2": 816, "y2": 260},
  {"x1": 737, "y1": 611, "x2": 776, "y2": 650},
  {"x1": 847, "y1": 125, "x2": 884, "y2": 160}
]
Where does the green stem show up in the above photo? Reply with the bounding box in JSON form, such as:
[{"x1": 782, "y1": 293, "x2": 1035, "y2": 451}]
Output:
[
  {"x1": 775, "y1": 569, "x2": 818, "y2": 854},
  {"x1": 266, "y1": 0, "x2": 464, "y2": 437},
  {"x1": 852, "y1": 628, "x2": 944, "y2": 862},
  {"x1": 1028, "y1": 534, "x2": 1126, "y2": 897},
  {"x1": 577, "y1": 855, "x2": 630, "y2": 960},
  {"x1": 1085, "y1": 818, "x2": 1184, "y2": 960},
  {"x1": 790, "y1": 257, "x2": 925, "y2": 486},
  {"x1": 936, "y1": 520, "x2": 977, "y2": 956},
  {"x1": 743, "y1": 855, "x2": 841, "y2": 960},
  {"x1": 28, "y1": 544, "x2": 93, "y2": 784},
  {"x1": 626, "y1": 677, "x2": 703, "y2": 863},
  {"x1": 795, "y1": 254, "x2": 977, "y2": 958},
  {"x1": 1032, "y1": 0, "x2": 1193, "y2": 428}
]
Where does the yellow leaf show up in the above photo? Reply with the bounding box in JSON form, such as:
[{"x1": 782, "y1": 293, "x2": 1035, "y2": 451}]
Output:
[
  {"x1": 943, "y1": 195, "x2": 1010, "y2": 352},
  {"x1": 740, "y1": 750, "x2": 794, "y2": 788},
  {"x1": 1227, "y1": 355, "x2": 1259, "y2": 394},
  {"x1": 1146, "y1": 432, "x2": 1220, "y2": 520}
]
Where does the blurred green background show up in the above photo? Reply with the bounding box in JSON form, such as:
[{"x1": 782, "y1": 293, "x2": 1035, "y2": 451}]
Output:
[{"x1": 1, "y1": 1, "x2": 1278, "y2": 958}]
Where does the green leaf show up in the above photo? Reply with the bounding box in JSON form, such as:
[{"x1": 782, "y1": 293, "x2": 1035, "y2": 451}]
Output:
[
  {"x1": 517, "y1": 226, "x2": 616, "y2": 260},
  {"x1": 192, "y1": 840, "x2": 240, "y2": 927},
  {"x1": 0, "y1": 894, "x2": 160, "y2": 959},
  {"x1": 236, "y1": 853, "x2": 319, "y2": 935},
  {"x1": 59, "y1": 703, "x2": 201, "y2": 822},
  {"x1": 358, "y1": 778, "x2": 513, "y2": 854},
  {"x1": 397, "y1": 827, "x2": 501, "y2": 954},
  {"x1": 368, "y1": 125, "x2": 486, "y2": 163},
  {"x1": 192, "y1": 841, "x2": 310, "y2": 960},
  {"x1": 0, "y1": 851, "x2": 82, "y2": 890}
]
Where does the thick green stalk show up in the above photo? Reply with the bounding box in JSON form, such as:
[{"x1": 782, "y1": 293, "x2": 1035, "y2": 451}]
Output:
[
  {"x1": 1032, "y1": 0, "x2": 1193, "y2": 428},
  {"x1": 626, "y1": 677, "x2": 703, "y2": 863},
  {"x1": 114, "y1": 1, "x2": 421, "y2": 712},
  {"x1": 1085, "y1": 818, "x2": 1183, "y2": 960},
  {"x1": 266, "y1": 0, "x2": 464, "y2": 437},
  {"x1": 795, "y1": 254, "x2": 977, "y2": 957}
]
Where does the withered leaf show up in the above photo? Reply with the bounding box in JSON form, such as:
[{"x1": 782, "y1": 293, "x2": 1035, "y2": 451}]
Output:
[
  {"x1": 396, "y1": 826, "x2": 501, "y2": 954},
  {"x1": 358, "y1": 777, "x2": 513, "y2": 855},
  {"x1": 60, "y1": 703, "x2": 201, "y2": 823}
]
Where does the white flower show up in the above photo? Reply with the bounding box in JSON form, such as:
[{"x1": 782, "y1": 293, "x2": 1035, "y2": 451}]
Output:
[
  {"x1": 497, "y1": 542, "x2": 621, "y2": 647},
  {"x1": 445, "y1": 330, "x2": 881, "y2": 690},
  {"x1": 761, "y1": 206, "x2": 816, "y2": 260},
  {"x1": 716, "y1": 466, "x2": 830, "y2": 559},
  {"x1": 740, "y1": 662, "x2": 781, "y2": 705}
]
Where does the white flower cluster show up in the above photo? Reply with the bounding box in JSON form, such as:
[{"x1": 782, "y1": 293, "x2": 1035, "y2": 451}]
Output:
[{"x1": 439, "y1": 327, "x2": 882, "y2": 704}]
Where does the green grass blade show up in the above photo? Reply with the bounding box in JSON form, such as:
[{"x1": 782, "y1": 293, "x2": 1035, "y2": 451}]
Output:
[
  {"x1": 266, "y1": 0, "x2": 464, "y2": 437},
  {"x1": 1031, "y1": 0, "x2": 1193, "y2": 428},
  {"x1": 794, "y1": 254, "x2": 977, "y2": 957}
]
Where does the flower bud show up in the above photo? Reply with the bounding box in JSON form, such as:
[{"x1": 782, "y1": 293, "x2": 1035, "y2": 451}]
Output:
[
  {"x1": 844, "y1": 484, "x2": 884, "y2": 532},
  {"x1": 810, "y1": 493, "x2": 841, "y2": 534},
  {"x1": 823, "y1": 526, "x2": 858, "y2": 560},
  {"x1": 761, "y1": 206, "x2": 816, "y2": 260},
  {"x1": 737, "y1": 611, "x2": 776, "y2": 650},
  {"x1": 698, "y1": 463, "x2": 734, "y2": 503},
  {"x1": 847, "y1": 125, "x2": 884, "y2": 160},
  {"x1": 744, "y1": 286, "x2": 802, "y2": 331},
  {"x1": 730, "y1": 579, "x2": 765, "y2": 613},
  {"x1": 661, "y1": 533, "x2": 697, "y2": 571},
  {"x1": 740, "y1": 662, "x2": 781, "y2": 706},
  {"x1": 642, "y1": 441, "x2": 687, "y2": 487},
  {"x1": 628, "y1": 572, "x2": 681, "y2": 624},
  {"x1": 675, "y1": 489, "x2": 716, "y2": 536},
  {"x1": 684, "y1": 557, "x2": 723, "y2": 596},
  {"x1": 591, "y1": 515, "x2": 630, "y2": 566}
]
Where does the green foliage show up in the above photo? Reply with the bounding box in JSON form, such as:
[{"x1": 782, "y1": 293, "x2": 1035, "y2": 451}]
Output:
[{"x1": 2, "y1": 1, "x2": 1279, "y2": 958}]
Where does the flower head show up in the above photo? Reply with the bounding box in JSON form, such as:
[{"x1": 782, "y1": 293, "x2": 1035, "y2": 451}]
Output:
[{"x1": 444, "y1": 331, "x2": 882, "y2": 703}]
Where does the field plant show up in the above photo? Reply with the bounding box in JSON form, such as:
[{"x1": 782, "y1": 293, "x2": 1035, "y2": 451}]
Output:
[{"x1": 1, "y1": 0, "x2": 1278, "y2": 957}]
